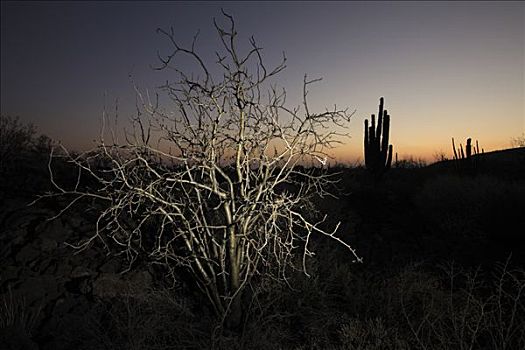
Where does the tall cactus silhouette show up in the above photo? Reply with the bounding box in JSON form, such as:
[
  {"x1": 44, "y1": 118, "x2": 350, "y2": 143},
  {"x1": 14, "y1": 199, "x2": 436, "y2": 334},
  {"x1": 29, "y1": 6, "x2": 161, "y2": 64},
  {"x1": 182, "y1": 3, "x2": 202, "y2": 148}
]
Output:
[
  {"x1": 452, "y1": 137, "x2": 483, "y2": 175},
  {"x1": 452, "y1": 137, "x2": 482, "y2": 161},
  {"x1": 364, "y1": 97, "x2": 393, "y2": 179}
]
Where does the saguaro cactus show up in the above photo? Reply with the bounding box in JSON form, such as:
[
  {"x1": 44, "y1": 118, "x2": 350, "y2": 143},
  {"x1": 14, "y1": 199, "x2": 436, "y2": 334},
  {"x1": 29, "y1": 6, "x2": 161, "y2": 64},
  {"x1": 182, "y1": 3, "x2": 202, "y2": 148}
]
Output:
[
  {"x1": 364, "y1": 97, "x2": 393, "y2": 178},
  {"x1": 452, "y1": 137, "x2": 483, "y2": 175}
]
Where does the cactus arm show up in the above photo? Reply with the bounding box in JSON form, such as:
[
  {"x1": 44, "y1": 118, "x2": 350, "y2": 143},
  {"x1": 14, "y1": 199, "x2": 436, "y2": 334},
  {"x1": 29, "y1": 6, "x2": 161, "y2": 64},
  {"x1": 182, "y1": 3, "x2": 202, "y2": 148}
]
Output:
[
  {"x1": 386, "y1": 144, "x2": 393, "y2": 169},
  {"x1": 376, "y1": 97, "x2": 384, "y2": 152},
  {"x1": 370, "y1": 114, "x2": 376, "y2": 161},
  {"x1": 381, "y1": 112, "x2": 391, "y2": 166},
  {"x1": 364, "y1": 119, "x2": 369, "y2": 168},
  {"x1": 371, "y1": 113, "x2": 376, "y2": 142},
  {"x1": 452, "y1": 137, "x2": 458, "y2": 160}
]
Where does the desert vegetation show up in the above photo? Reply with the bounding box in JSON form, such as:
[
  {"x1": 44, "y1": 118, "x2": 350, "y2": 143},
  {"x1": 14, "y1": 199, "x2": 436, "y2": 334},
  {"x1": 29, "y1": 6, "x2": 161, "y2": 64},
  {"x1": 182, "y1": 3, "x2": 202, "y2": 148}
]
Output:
[
  {"x1": 40, "y1": 11, "x2": 359, "y2": 330},
  {"x1": 364, "y1": 97, "x2": 393, "y2": 180},
  {"x1": 1, "y1": 12, "x2": 524, "y2": 350},
  {"x1": 0, "y1": 116, "x2": 53, "y2": 202},
  {"x1": 451, "y1": 137, "x2": 483, "y2": 176},
  {"x1": 511, "y1": 133, "x2": 525, "y2": 148}
]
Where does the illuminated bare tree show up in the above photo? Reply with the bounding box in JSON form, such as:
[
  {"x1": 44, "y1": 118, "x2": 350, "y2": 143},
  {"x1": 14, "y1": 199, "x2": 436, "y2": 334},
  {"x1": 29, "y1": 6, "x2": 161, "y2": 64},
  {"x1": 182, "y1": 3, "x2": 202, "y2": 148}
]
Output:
[{"x1": 45, "y1": 11, "x2": 360, "y2": 327}]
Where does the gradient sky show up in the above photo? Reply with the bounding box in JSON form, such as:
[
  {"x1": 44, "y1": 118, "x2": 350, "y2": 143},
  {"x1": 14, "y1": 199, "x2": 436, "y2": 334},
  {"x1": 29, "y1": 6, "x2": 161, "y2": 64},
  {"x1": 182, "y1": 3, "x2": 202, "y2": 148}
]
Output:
[{"x1": 1, "y1": 1, "x2": 524, "y2": 163}]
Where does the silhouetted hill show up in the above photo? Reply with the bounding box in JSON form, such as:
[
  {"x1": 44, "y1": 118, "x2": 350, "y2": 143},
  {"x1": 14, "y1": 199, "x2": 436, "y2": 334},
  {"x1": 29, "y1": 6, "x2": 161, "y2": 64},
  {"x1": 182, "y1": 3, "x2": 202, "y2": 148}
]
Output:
[{"x1": 427, "y1": 146, "x2": 525, "y2": 178}]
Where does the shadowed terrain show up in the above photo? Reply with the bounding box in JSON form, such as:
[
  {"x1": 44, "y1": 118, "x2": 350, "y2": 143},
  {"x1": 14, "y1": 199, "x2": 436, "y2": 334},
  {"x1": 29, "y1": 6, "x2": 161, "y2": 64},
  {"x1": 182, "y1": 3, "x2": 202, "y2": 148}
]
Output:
[{"x1": 1, "y1": 138, "x2": 524, "y2": 349}]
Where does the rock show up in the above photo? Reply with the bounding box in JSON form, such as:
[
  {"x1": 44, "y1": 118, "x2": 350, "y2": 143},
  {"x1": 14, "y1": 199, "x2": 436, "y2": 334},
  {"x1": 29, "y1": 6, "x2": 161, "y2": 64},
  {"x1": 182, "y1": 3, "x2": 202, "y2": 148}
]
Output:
[
  {"x1": 8, "y1": 228, "x2": 29, "y2": 246},
  {"x1": 30, "y1": 256, "x2": 56, "y2": 274},
  {"x1": 37, "y1": 218, "x2": 72, "y2": 242},
  {"x1": 62, "y1": 214, "x2": 91, "y2": 232},
  {"x1": 98, "y1": 258, "x2": 121, "y2": 273},
  {"x1": 67, "y1": 248, "x2": 100, "y2": 269},
  {"x1": 40, "y1": 238, "x2": 58, "y2": 253},
  {"x1": 39, "y1": 294, "x2": 95, "y2": 349},
  {"x1": 52, "y1": 296, "x2": 74, "y2": 316},
  {"x1": 65, "y1": 269, "x2": 94, "y2": 295},
  {"x1": 78, "y1": 278, "x2": 92, "y2": 295},
  {"x1": 55, "y1": 261, "x2": 73, "y2": 277},
  {"x1": 70, "y1": 266, "x2": 95, "y2": 279},
  {"x1": 17, "y1": 275, "x2": 61, "y2": 307},
  {"x1": 2, "y1": 197, "x2": 165, "y2": 349},
  {"x1": 128, "y1": 270, "x2": 153, "y2": 292},
  {"x1": 15, "y1": 245, "x2": 40, "y2": 265},
  {"x1": 68, "y1": 247, "x2": 104, "y2": 268},
  {"x1": 1, "y1": 265, "x2": 21, "y2": 282},
  {"x1": 93, "y1": 273, "x2": 127, "y2": 298}
]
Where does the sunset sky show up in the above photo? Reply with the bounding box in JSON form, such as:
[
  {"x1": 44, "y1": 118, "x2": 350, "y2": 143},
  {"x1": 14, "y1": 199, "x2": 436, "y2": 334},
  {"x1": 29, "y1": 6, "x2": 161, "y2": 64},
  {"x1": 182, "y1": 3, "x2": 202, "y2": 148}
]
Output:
[{"x1": 1, "y1": 1, "x2": 524, "y2": 163}]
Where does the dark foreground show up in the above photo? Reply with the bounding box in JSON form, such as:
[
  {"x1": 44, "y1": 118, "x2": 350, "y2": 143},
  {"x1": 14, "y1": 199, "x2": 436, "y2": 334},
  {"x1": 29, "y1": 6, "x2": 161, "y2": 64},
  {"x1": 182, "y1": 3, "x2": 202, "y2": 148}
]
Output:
[{"x1": 1, "y1": 148, "x2": 524, "y2": 349}]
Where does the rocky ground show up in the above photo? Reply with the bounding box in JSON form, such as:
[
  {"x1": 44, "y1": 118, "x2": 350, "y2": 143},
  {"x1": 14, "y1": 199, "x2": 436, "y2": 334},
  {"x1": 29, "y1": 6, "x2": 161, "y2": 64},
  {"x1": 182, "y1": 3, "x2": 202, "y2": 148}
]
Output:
[{"x1": 0, "y1": 196, "x2": 155, "y2": 350}]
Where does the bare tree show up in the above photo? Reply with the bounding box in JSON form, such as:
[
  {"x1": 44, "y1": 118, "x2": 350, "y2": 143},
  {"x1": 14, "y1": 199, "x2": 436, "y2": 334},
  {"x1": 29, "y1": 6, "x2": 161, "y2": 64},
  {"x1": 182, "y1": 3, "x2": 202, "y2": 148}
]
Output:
[
  {"x1": 511, "y1": 133, "x2": 525, "y2": 148},
  {"x1": 44, "y1": 11, "x2": 360, "y2": 327}
]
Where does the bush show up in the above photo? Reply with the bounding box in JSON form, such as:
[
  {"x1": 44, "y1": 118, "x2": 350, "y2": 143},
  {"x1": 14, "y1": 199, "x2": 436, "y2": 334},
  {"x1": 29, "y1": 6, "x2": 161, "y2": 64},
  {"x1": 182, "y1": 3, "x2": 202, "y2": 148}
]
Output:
[
  {"x1": 48, "y1": 11, "x2": 358, "y2": 329},
  {"x1": 0, "y1": 115, "x2": 54, "y2": 200},
  {"x1": 0, "y1": 287, "x2": 41, "y2": 350},
  {"x1": 223, "y1": 259, "x2": 525, "y2": 349},
  {"x1": 511, "y1": 133, "x2": 525, "y2": 148},
  {"x1": 0, "y1": 115, "x2": 36, "y2": 178},
  {"x1": 48, "y1": 288, "x2": 208, "y2": 350}
]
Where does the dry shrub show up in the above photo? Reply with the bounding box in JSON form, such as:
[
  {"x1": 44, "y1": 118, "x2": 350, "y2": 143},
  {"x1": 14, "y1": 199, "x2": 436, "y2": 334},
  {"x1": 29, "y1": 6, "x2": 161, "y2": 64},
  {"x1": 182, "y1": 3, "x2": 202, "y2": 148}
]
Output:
[
  {"x1": 0, "y1": 287, "x2": 42, "y2": 350},
  {"x1": 86, "y1": 289, "x2": 209, "y2": 350}
]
